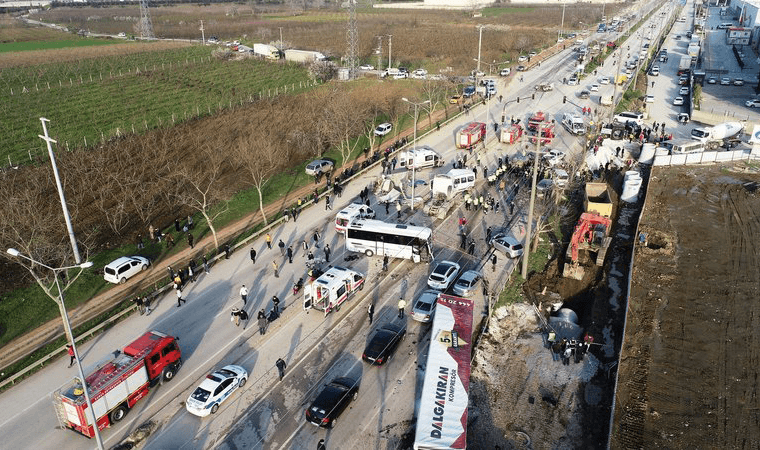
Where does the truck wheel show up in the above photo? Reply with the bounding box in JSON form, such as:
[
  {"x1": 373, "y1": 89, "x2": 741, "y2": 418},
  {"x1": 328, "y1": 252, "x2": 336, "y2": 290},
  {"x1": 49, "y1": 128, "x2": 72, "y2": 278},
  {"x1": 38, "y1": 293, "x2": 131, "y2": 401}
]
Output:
[
  {"x1": 364, "y1": 250, "x2": 374, "y2": 257},
  {"x1": 211, "y1": 404, "x2": 219, "y2": 414},
  {"x1": 110, "y1": 405, "x2": 128, "y2": 423},
  {"x1": 162, "y1": 366, "x2": 176, "y2": 382}
]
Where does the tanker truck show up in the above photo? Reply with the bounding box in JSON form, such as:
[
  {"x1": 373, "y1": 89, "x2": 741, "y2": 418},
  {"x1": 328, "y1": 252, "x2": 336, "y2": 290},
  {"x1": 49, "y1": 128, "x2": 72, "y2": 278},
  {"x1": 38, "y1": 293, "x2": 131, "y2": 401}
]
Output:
[{"x1": 690, "y1": 122, "x2": 743, "y2": 150}]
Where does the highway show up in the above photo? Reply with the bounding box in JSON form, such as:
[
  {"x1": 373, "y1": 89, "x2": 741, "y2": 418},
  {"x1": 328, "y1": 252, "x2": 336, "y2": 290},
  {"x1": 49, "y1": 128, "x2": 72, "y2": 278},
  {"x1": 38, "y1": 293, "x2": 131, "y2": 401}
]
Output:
[{"x1": 0, "y1": 2, "x2": 673, "y2": 449}]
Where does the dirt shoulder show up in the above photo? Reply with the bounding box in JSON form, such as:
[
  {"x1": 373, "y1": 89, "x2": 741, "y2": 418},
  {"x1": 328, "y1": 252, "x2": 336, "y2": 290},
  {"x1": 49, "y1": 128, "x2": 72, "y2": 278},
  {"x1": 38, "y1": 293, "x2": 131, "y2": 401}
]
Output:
[{"x1": 611, "y1": 164, "x2": 760, "y2": 449}]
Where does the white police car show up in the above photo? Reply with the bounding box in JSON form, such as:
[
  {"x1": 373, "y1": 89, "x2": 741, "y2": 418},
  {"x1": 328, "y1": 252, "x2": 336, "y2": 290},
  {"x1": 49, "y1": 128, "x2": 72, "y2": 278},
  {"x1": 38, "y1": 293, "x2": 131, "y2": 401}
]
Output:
[{"x1": 186, "y1": 365, "x2": 248, "y2": 417}]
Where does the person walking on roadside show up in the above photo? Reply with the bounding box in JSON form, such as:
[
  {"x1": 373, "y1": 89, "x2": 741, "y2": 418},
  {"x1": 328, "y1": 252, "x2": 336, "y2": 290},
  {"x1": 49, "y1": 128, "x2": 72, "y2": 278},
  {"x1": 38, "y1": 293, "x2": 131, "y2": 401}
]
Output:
[
  {"x1": 324, "y1": 244, "x2": 331, "y2": 262},
  {"x1": 258, "y1": 313, "x2": 268, "y2": 335},
  {"x1": 67, "y1": 344, "x2": 76, "y2": 367},
  {"x1": 240, "y1": 285, "x2": 248, "y2": 305},
  {"x1": 250, "y1": 248, "x2": 256, "y2": 264},
  {"x1": 231, "y1": 307, "x2": 248, "y2": 327},
  {"x1": 203, "y1": 256, "x2": 210, "y2": 274},
  {"x1": 312, "y1": 230, "x2": 321, "y2": 248},
  {"x1": 275, "y1": 358, "x2": 287, "y2": 381},
  {"x1": 187, "y1": 265, "x2": 194, "y2": 284},
  {"x1": 272, "y1": 295, "x2": 281, "y2": 316},
  {"x1": 397, "y1": 297, "x2": 406, "y2": 319},
  {"x1": 491, "y1": 254, "x2": 498, "y2": 272},
  {"x1": 510, "y1": 201, "x2": 515, "y2": 215},
  {"x1": 287, "y1": 246, "x2": 294, "y2": 264},
  {"x1": 133, "y1": 295, "x2": 145, "y2": 315},
  {"x1": 278, "y1": 239, "x2": 286, "y2": 256},
  {"x1": 266, "y1": 233, "x2": 272, "y2": 249},
  {"x1": 272, "y1": 260, "x2": 279, "y2": 278},
  {"x1": 368, "y1": 302, "x2": 375, "y2": 325},
  {"x1": 176, "y1": 288, "x2": 186, "y2": 307},
  {"x1": 301, "y1": 239, "x2": 309, "y2": 257},
  {"x1": 187, "y1": 233, "x2": 194, "y2": 249},
  {"x1": 325, "y1": 195, "x2": 332, "y2": 211}
]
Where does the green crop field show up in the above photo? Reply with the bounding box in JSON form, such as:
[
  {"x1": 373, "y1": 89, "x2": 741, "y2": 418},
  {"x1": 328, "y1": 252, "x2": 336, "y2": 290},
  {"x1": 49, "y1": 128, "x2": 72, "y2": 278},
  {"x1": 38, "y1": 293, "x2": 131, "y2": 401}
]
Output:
[
  {"x1": 0, "y1": 38, "x2": 120, "y2": 53},
  {"x1": 0, "y1": 45, "x2": 314, "y2": 165}
]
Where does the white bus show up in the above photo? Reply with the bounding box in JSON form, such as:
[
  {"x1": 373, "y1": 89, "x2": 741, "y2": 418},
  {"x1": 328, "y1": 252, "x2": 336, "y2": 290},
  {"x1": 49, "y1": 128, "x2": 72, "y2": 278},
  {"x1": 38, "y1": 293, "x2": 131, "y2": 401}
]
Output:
[{"x1": 345, "y1": 219, "x2": 432, "y2": 263}]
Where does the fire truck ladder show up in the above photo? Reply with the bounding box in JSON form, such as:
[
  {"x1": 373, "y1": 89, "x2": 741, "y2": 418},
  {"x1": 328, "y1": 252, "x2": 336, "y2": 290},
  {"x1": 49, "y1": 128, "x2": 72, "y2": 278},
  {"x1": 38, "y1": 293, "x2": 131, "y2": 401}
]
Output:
[{"x1": 51, "y1": 390, "x2": 69, "y2": 429}]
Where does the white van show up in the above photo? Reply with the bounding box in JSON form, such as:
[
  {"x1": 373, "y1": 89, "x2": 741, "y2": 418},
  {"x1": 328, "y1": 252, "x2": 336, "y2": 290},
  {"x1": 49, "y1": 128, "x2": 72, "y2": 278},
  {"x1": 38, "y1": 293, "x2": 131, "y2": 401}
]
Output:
[
  {"x1": 552, "y1": 168, "x2": 570, "y2": 188},
  {"x1": 717, "y1": 22, "x2": 733, "y2": 29},
  {"x1": 398, "y1": 146, "x2": 445, "y2": 170},
  {"x1": 432, "y1": 169, "x2": 475, "y2": 199},
  {"x1": 335, "y1": 203, "x2": 376, "y2": 233},
  {"x1": 668, "y1": 139, "x2": 705, "y2": 155},
  {"x1": 613, "y1": 111, "x2": 644, "y2": 126}
]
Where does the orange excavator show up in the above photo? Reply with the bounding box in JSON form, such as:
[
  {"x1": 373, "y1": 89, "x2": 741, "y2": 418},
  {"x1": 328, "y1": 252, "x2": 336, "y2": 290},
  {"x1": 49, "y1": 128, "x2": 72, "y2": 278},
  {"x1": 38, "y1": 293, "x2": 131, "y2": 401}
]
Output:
[{"x1": 563, "y1": 212, "x2": 613, "y2": 280}]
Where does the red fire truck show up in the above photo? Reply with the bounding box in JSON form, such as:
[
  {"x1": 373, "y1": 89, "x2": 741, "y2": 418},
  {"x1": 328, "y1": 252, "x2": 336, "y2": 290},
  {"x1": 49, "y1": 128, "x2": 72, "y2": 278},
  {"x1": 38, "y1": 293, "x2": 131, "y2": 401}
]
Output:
[
  {"x1": 52, "y1": 331, "x2": 182, "y2": 438},
  {"x1": 499, "y1": 123, "x2": 524, "y2": 144},
  {"x1": 528, "y1": 123, "x2": 555, "y2": 145},
  {"x1": 455, "y1": 122, "x2": 486, "y2": 149},
  {"x1": 527, "y1": 111, "x2": 547, "y2": 132}
]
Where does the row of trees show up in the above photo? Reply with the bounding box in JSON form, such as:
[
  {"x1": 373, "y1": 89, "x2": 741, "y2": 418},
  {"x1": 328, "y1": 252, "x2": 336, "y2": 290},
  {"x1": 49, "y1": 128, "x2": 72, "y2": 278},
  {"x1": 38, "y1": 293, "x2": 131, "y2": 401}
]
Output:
[{"x1": 0, "y1": 79, "x2": 449, "y2": 294}]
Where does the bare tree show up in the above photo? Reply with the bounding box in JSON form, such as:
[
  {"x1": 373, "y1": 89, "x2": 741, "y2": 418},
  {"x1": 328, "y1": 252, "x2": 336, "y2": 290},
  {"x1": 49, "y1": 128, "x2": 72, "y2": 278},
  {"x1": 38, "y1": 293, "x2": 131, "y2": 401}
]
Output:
[
  {"x1": 170, "y1": 138, "x2": 231, "y2": 250},
  {"x1": 309, "y1": 59, "x2": 337, "y2": 82},
  {"x1": 322, "y1": 90, "x2": 366, "y2": 168},
  {"x1": 235, "y1": 129, "x2": 284, "y2": 226},
  {"x1": 420, "y1": 80, "x2": 445, "y2": 128}
]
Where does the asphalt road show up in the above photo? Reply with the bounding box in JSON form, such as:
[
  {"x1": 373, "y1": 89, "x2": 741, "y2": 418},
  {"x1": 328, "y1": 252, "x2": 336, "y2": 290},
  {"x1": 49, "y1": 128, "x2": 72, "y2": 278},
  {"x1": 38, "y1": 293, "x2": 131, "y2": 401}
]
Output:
[{"x1": 0, "y1": 2, "x2": 669, "y2": 449}]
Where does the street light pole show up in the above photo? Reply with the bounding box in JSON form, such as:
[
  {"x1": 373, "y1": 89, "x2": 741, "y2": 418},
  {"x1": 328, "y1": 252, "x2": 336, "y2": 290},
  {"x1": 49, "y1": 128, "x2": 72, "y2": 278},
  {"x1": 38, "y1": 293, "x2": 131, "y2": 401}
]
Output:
[
  {"x1": 38, "y1": 118, "x2": 82, "y2": 264},
  {"x1": 521, "y1": 122, "x2": 546, "y2": 279},
  {"x1": 477, "y1": 25, "x2": 484, "y2": 74},
  {"x1": 559, "y1": 3, "x2": 566, "y2": 42},
  {"x1": 401, "y1": 98, "x2": 430, "y2": 212},
  {"x1": 387, "y1": 34, "x2": 393, "y2": 69},
  {"x1": 6, "y1": 249, "x2": 103, "y2": 450}
]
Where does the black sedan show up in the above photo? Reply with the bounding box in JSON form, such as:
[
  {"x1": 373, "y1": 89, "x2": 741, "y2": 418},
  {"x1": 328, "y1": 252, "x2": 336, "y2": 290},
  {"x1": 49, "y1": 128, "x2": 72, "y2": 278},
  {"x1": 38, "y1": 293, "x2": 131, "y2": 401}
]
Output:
[
  {"x1": 362, "y1": 322, "x2": 406, "y2": 365},
  {"x1": 305, "y1": 377, "x2": 359, "y2": 428}
]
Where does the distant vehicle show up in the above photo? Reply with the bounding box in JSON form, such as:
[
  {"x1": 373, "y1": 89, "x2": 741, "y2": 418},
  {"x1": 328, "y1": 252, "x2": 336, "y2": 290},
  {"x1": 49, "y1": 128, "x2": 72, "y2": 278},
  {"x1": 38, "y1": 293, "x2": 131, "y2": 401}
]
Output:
[
  {"x1": 578, "y1": 90, "x2": 591, "y2": 99},
  {"x1": 449, "y1": 95, "x2": 462, "y2": 104},
  {"x1": 720, "y1": 77, "x2": 731, "y2": 85},
  {"x1": 397, "y1": 145, "x2": 445, "y2": 170},
  {"x1": 500, "y1": 68, "x2": 511, "y2": 76},
  {"x1": 679, "y1": 86, "x2": 690, "y2": 95},
  {"x1": 734, "y1": 78, "x2": 745, "y2": 86},
  {"x1": 516, "y1": 65, "x2": 527, "y2": 72},
  {"x1": 599, "y1": 76, "x2": 611, "y2": 85},
  {"x1": 518, "y1": 55, "x2": 528, "y2": 62},
  {"x1": 590, "y1": 84, "x2": 600, "y2": 92},
  {"x1": 117, "y1": 32, "x2": 126, "y2": 38},
  {"x1": 650, "y1": 67, "x2": 659, "y2": 76},
  {"x1": 490, "y1": 234, "x2": 524, "y2": 258},
  {"x1": 412, "y1": 68, "x2": 428, "y2": 78},
  {"x1": 561, "y1": 114, "x2": 586, "y2": 136},
  {"x1": 673, "y1": 96, "x2": 684, "y2": 106},
  {"x1": 746, "y1": 99, "x2": 760, "y2": 108},
  {"x1": 528, "y1": 51, "x2": 537, "y2": 58},
  {"x1": 471, "y1": 70, "x2": 485, "y2": 77},
  {"x1": 644, "y1": 95, "x2": 655, "y2": 103},
  {"x1": 374, "y1": 123, "x2": 393, "y2": 136},
  {"x1": 553, "y1": 168, "x2": 569, "y2": 188},
  {"x1": 536, "y1": 178, "x2": 554, "y2": 195},
  {"x1": 305, "y1": 377, "x2": 358, "y2": 428},
  {"x1": 362, "y1": 322, "x2": 406, "y2": 365},
  {"x1": 452, "y1": 270, "x2": 482, "y2": 297},
  {"x1": 566, "y1": 77, "x2": 578, "y2": 86},
  {"x1": 463, "y1": 86, "x2": 476, "y2": 97},
  {"x1": 411, "y1": 290, "x2": 439, "y2": 322},
  {"x1": 543, "y1": 149, "x2": 567, "y2": 165},
  {"x1": 359, "y1": 64, "x2": 374, "y2": 70},
  {"x1": 613, "y1": 111, "x2": 644, "y2": 126},
  {"x1": 186, "y1": 365, "x2": 247, "y2": 417},
  {"x1": 427, "y1": 260, "x2": 460, "y2": 290},
  {"x1": 305, "y1": 159, "x2": 334, "y2": 176},
  {"x1": 104, "y1": 256, "x2": 150, "y2": 284}
]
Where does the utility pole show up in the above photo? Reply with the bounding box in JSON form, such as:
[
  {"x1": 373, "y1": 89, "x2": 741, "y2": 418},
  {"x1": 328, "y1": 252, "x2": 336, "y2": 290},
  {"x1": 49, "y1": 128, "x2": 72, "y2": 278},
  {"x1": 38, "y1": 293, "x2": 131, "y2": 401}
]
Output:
[
  {"x1": 387, "y1": 34, "x2": 393, "y2": 69},
  {"x1": 138, "y1": 0, "x2": 154, "y2": 39},
  {"x1": 375, "y1": 35, "x2": 383, "y2": 71},
  {"x1": 279, "y1": 26, "x2": 284, "y2": 51},
  {"x1": 39, "y1": 118, "x2": 82, "y2": 264},
  {"x1": 199, "y1": 20, "x2": 205, "y2": 45},
  {"x1": 559, "y1": 3, "x2": 566, "y2": 42},
  {"x1": 346, "y1": 0, "x2": 358, "y2": 79},
  {"x1": 521, "y1": 122, "x2": 546, "y2": 279},
  {"x1": 401, "y1": 98, "x2": 430, "y2": 212},
  {"x1": 477, "y1": 25, "x2": 484, "y2": 73}
]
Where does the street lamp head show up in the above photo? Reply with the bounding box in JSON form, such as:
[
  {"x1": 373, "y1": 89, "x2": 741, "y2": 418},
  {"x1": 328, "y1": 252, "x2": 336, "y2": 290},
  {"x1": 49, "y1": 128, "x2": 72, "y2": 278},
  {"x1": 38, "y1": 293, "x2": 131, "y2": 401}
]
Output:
[{"x1": 7, "y1": 248, "x2": 20, "y2": 257}]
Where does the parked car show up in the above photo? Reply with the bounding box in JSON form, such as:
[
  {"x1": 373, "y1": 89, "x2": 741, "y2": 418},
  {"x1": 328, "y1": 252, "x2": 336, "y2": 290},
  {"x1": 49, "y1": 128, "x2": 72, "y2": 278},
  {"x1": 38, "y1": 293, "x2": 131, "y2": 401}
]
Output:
[
  {"x1": 117, "y1": 32, "x2": 126, "y2": 38},
  {"x1": 500, "y1": 68, "x2": 511, "y2": 76},
  {"x1": 734, "y1": 78, "x2": 745, "y2": 86},
  {"x1": 374, "y1": 123, "x2": 393, "y2": 136},
  {"x1": 673, "y1": 96, "x2": 684, "y2": 106},
  {"x1": 518, "y1": 55, "x2": 528, "y2": 62},
  {"x1": 305, "y1": 159, "x2": 334, "y2": 176},
  {"x1": 463, "y1": 86, "x2": 476, "y2": 97},
  {"x1": 578, "y1": 90, "x2": 591, "y2": 99},
  {"x1": 566, "y1": 77, "x2": 578, "y2": 86},
  {"x1": 362, "y1": 322, "x2": 406, "y2": 365},
  {"x1": 590, "y1": 84, "x2": 600, "y2": 92},
  {"x1": 644, "y1": 95, "x2": 655, "y2": 103},
  {"x1": 452, "y1": 270, "x2": 482, "y2": 297},
  {"x1": 412, "y1": 68, "x2": 428, "y2": 78},
  {"x1": 650, "y1": 67, "x2": 659, "y2": 76},
  {"x1": 679, "y1": 86, "x2": 690, "y2": 95},
  {"x1": 707, "y1": 77, "x2": 717, "y2": 84},
  {"x1": 490, "y1": 234, "x2": 524, "y2": 258},
  {"x1": 599, "y1": 77, "x2": 611, "y2": 85},
  {"x1": 720, "y1": 77, "x2": 731, "y2": 85},
  {"x1": 516, "y1": 65, "x2": 527, "y2": 72},
  {"x1": 359, "y1": 64, "x2": 374, "y2": 70},
  {"x1": 427, "y1": 260, "x2": 460, "y2": 290},
  {"x1": 185, "y1": 365, "x2": 247, "y2": 417},
  {"x1": 449, "y1": 95, "x2": 462, "y2": 104},
  {"x1": 104, "y1": 256, "x2": 150, "y2": 284},
  {"x1": 305, "y1": 377, "x2": 358, "y2": 428},
  {"x1": 535, "y1": 178, "x2": 554, "y2": 195},
  {"x1": 543, "y1": 149, "x2": 566, "y2": 166},
  {"x1": 412, "y1": 290, "x2": 439, "y2": 323},
  {"x1": 746, "y1": 99, "x2": 760, "y2": 108}
]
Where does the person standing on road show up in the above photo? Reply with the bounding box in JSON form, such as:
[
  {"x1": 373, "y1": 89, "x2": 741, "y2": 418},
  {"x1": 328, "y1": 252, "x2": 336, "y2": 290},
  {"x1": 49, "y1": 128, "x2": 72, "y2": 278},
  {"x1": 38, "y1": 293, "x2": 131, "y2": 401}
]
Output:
[
  {"x1": 396, "y1": 201, "x2": 402, "y2": 219},
  {"x1": 325, "y1": 195, "x2": 332, "y2": 211},
  {"x1": 275, "y1": 357, "x2": 287, "y2": 381},
  {"x1": 368, "y1": 302, "x2": 375, "y2": 325},
  {"x1": 272, "y1": 260, "x2": 279, "y2": 278},
  {"x1": 492, "y1": 254, "x2": 498, "y2": 272},
  {"x1": 67, "y1": 344, "x2": 76, "y2": 367},
  {"x1": 397, "y1": 297, "x2": 406, "y2": 319},
  {"x1": 312, "y1": 230, "x2": 321, "y2": 248},
  {"x1": 272, "y1": 295, "x2": 280, "y2": 316},
  {"x1": 176, "y1": 288, "x2": 186, "y2": 307},
  {"x1": 287, "y1": 246, "x2": 294, "y2": 264},
  {"x1": 317, "y1": 439, "x2": 326, "y2": 450},
  {"x1": 324, "y1": 244, "x2": 331, "y2": 262},
  {"x1": 510, "y1": 201, "x2": 515, "y2": 215},
  {"x1": 240, "y1": 285, "x2": 248, "y2": 305},
  {"x1": 302, "y1": 239, "x2": 309, "y2": 257},
  {"x1": 266, "y1": 233, "x2": 272, "y2": 249},
  {"x1": 486, "y1": 226, "x2": 492, "y2": 242},
  {"x1": 278, "y1": 239, "x2": 286, "y2": 256},
  {"x1": 258, "y1": 313, "x2": 268, "y2": 335},
  {"x1": 250, "y1": 247, "x2": 256, "y2": 264},
  {"x1": 133, "y1": 295, "x2": 145, "y2": 315}
]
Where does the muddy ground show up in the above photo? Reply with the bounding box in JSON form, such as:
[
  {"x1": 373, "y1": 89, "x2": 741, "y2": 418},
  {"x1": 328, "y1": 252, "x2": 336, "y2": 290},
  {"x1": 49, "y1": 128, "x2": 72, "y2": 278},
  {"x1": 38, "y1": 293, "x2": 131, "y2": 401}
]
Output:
[{"x1": 611, "y1": 164, "x2": 760, "y2": 449}]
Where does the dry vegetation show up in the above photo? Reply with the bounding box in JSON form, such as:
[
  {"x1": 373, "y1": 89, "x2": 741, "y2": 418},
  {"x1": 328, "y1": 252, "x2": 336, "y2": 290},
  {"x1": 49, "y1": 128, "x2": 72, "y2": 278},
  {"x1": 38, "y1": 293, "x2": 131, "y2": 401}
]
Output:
[{"x1": 29, "y1": 3, "x2": 610, "y2": 73}]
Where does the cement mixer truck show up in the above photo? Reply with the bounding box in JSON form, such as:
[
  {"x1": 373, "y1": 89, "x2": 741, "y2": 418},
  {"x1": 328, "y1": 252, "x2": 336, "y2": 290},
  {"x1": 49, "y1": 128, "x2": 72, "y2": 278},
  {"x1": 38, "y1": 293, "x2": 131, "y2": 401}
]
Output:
[{"x1": 690, "y1": 122, "x2": 743, "y2": 150}]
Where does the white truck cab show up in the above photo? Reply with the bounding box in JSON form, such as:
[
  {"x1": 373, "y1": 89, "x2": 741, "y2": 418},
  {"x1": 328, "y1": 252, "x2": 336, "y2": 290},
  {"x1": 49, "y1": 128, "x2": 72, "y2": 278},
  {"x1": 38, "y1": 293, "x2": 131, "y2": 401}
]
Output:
[
  {"x1": 431, "y1": 169, "x2": 475, "y2": 199},
  {"x1": 398, "y1": 146, "x2": 445, "y2": 170}
]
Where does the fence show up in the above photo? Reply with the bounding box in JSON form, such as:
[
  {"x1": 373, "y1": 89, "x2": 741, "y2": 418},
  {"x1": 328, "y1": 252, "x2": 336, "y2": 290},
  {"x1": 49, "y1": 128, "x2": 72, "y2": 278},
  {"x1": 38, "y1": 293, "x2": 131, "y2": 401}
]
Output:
[{"x1": 653, "y1": 148, "x2": 760, "y2": 166}]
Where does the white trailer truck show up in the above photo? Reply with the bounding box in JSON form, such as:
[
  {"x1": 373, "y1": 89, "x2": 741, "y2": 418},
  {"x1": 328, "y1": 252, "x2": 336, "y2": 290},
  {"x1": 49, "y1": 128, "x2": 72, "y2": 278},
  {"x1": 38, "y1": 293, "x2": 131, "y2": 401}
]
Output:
[
  {"x1": 253, "y1": 43, "x2": 280, "y2": 60},
  {"x1": 284, "y1": 49, "x2": 326, "y2": 63}
]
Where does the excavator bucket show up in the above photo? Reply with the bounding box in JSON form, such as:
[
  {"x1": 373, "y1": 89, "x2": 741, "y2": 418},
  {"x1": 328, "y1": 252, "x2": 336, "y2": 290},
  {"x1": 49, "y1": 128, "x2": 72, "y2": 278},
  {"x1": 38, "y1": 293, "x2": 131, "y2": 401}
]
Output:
[{"x1": 563, "y1": 263, "x2": 585, "y2": 280}]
